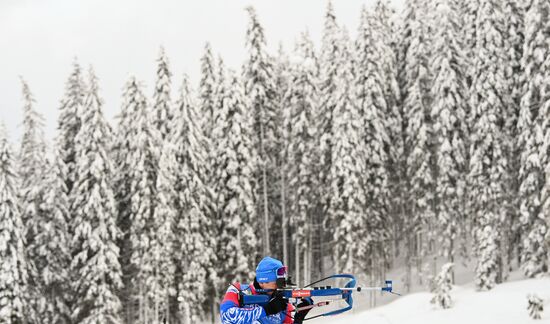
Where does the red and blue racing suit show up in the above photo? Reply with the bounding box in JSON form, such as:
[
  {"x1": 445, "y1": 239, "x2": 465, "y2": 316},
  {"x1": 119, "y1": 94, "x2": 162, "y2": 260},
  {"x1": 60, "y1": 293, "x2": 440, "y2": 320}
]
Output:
[{"x1": 220, "y1": 282, "x2": 295, "y2": 324}]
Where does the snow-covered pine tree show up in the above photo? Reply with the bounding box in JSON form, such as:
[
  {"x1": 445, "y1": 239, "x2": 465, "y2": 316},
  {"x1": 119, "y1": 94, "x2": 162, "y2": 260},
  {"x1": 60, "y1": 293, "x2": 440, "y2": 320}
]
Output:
[
  {"x1": 244, "y1": 6, "x2": 279, "y2": 257},
  {"x1": 69, "y1": 68, "x2": 123, "y2": 323},
  {"x1": 17, "y1": 78, "x2": 47, "y2": 322},
  {"x1": 469, "y1": 0, "x2": 512, "y2": 290},
  {"x1": 172, "y1": 74, "x2": 215, "y2": 324},
  {"x1": 199, "y1": 42, "x2": 217, "y2": 139},
  {"x1": 34, "y1": 145, "x2": 71, "y2": 324},
  {"x1": 152, "y1": 46, "x2": 173, "y2": 140},
  {"x1": 329, "y1": 28, "x2": 368, "y2": 274},
  {"x1": 286, "y1": 32, "x2": 319, "y2": 286},
  {"x1": 211, "y1": 71, "x2": 258, "y2": 287},
  {"x1": 0, "y1": 123, "x2": 30, "y2": 323},
  {"x1": 430, "y1": 263, "x2": 454, "y2": 309},
  {"x1": 317, "y1": 1, "x2": 341, "y2": 276},
  {"x1": 58, "y1": 59, "x2": 86, "y2": 194},
  {"x1": 430, "y1": 0, "x2": 468, "y2": 270},
  {"x1": 518, "y1": 0, "x2": 550, "y2": 278},
  {"x1": 401, "y1": 0, "x2": 435, "y2": 289},
  {"x1": 355, "y1": 6, "x2": 391, "y2": 281}
]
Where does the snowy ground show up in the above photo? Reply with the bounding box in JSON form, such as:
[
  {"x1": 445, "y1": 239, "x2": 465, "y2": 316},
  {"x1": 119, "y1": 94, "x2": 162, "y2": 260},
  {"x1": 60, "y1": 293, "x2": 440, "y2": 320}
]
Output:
[{"x1": 313, "y1": 277, "x2": 550, "y2": 324}]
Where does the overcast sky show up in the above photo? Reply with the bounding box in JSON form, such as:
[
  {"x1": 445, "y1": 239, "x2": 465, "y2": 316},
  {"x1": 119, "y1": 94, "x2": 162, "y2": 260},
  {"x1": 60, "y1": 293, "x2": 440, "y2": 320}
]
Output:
[{"x1": 0, "y1": 0, "x2": 403, "y2": 144}]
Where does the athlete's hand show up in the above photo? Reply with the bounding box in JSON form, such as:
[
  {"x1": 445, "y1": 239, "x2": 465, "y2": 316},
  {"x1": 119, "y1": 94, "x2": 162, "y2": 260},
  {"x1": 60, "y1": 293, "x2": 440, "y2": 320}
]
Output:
[
  {"x1": 263, "y1": 291, "x2": 288, "y2": 315},
  {"x1": 294, "y1": 297, "x2": 314, "y2": 323}
]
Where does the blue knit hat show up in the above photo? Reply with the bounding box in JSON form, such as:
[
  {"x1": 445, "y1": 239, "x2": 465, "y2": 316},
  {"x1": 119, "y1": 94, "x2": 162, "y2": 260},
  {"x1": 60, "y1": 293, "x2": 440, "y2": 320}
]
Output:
[{"x1": 255, "y1": 256, "x2": 284, "y2": 283}]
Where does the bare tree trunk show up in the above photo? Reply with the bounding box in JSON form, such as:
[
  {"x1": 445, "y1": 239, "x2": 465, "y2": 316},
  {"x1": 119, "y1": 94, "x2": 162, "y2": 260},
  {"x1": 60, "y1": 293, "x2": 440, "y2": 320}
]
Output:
[
  {"x1": 417, "y1": 231, "x2": 423, "y2": 286},
  {"x1": 405, "y1": 234, "x2": 412, "y2": 293},
  {"x1": 211, "y1": 298, "x2": 218, "y2": 324},
  {"x1": 259, "y1": 122, "x2": 271, "y2": 257},
  {"x1": 295, "y1": 240, "x2": 300, "y2": 286},
  {"x1": 281, "y1": 167, "x2": 288, "y2": 266},
  {"x1": 450, "y1": 239, "x2": 455, "y2": 284},
  {"x1": 139, "y1": 282, "x2": 144, "y2": 324},
  {"x1": 166, "y1": 289, "x2": 170, "y2": 324},
  {"x1": 303, "y1": 248, "x2": 308, "y2": 285},
  {"x1": 155, "y1": 284, "x2": 159, "y2": 324},
  {"x1": 307, "y1": 227, "x2": 313, "y2": 284}
]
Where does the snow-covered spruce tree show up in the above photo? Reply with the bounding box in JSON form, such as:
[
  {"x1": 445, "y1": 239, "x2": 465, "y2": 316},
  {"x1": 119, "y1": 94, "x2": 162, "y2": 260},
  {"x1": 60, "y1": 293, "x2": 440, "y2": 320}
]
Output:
[
  {"x1": 460, "y1": 0, "x2": 479, "y2": 89},
  {"x1": 286, "y1": 32, "x2": 319, "y2": 286},
  {"x1": 172, "y1": 74, "x2": 215, "y2": 324},
  {"x1": 401, "y1": 0, "x2": 435, "y2": 289},
  {"x1": 275, "y1": 43, "x2": 292, "y2": 271},
  {"x1": 504, "y1": 0, "x2": 526, "y2": 111},
  {"x1": 244, "y1": 6, "x2": 279, "y2": 257},
  {"x1": 150, "y1": 141, "x2": 176, "y2": 324},
  {"x1": 374, "y1": 0, "x2": 401, "y2": 117},
  {"x1": 118, "y1": 77, "x2": 164, "y2": 324},
  {"x1": 502, "y1": 0, "x2": 526, "y2": 275},
  {"x1": 211, "y1": 71, "x2": 258, "y2": 287},
  {"x1": 34, "y1": 145, "x2": 71, "y2": 324},
  {"x1": 329, "y1": 28, "x2": 368, "y2": 274},
  {"x1": 373, "y1": 0, "x2": 402, "y2": 171},
  {"x1": 430, "y1": 0, "x2": 468, "y2": 268},
  {"x1": 69, "y1": 68, "x2": 123, "y2": 323},
  {"x1": 373, "y1": 1, "x2": 404, "y2": 266},
  {"x1": 354, "y1": 7, "x2": 391, "y2": 279},
  {"x1": 502, "y1": 0, "x2": 526, "y2": 276},
  {"x1": 205, "y1": 56, "x2": 229, "y2": 320},
  {"x1": 152, "y1": 46, "x2": 173, "y2": 140},
  {"x1": 398, "y1": 0, "x2": 432, "y2": 98},
  {"x1": 112, "y1": 77, "x2": 141, "y2": 322},
  {"x1": 17, "y1": 79, "x2": 47, "y2": 322},
  {"x1": 199, "y1": 42, "x2": 217, "y2": 140},
  {"x1": 518, "y1": 0, "x2": 550, "y2": 278},
  {"x1": 543, "y1": 81, "x2": 550, "y2": 275},
  {"x1": 527, "y1": 294, "x2": 544, "y2": 320},
  {"x1": 317, "y1": 1, "x2": 341, "y2": 274},
  {"x1": 58, "y1": 59, "x2": 86, "y2": 194},
  {"x1": 0, "y1": 124, "x2": 30, "y2": 323},
  {"x1": 430, "y1": 263, "x2": 454, "y2": 309},
  {"x1": 18, "y1": 78, "x2": 47, "y2": 238},
  {"x1": 469, "y1": 0, "x2": 512, "y2": 290}
]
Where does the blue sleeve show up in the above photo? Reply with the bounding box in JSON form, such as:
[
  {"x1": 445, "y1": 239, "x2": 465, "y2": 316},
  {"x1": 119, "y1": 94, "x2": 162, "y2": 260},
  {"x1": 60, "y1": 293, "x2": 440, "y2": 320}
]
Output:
[
  {"x1": 219, "y1": 285, "x2": 267, "y2": 324},
  {"x1": 220, "y1": 303, "x2": 266, "y2": 324}
]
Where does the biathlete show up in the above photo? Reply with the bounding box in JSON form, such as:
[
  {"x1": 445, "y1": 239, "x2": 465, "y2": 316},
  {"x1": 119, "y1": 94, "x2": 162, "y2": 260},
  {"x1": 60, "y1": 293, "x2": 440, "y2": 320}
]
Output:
[{"x1": 220, "y1": 256, "x2": 313, "y2": 324}]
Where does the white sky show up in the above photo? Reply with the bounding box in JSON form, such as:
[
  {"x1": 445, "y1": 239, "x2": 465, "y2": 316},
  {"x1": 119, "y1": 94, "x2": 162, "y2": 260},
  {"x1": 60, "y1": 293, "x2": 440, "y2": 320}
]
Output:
[{"x1": 0, "y1": 0, "x2": 403, "y2": 144}]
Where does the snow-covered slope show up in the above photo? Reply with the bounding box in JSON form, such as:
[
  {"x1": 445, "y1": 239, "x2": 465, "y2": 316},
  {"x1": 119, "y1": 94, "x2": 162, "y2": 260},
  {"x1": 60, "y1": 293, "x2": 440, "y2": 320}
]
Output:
[{"x1": 313, "y1": 277, "x2": 550, "y2": 324}]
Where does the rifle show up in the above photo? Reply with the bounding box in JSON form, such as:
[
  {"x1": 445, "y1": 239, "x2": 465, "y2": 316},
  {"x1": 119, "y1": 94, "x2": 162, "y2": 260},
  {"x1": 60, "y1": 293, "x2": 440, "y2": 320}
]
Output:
[{"x1": 239, "y1": 274, "x2": 399, "y2": 321}]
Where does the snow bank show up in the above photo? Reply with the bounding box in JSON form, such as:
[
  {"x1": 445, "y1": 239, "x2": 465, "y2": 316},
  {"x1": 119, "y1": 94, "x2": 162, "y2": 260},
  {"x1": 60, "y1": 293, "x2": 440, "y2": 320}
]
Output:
[{"x1": 314, "y1": 277, "x2": 550, "y2": 324}]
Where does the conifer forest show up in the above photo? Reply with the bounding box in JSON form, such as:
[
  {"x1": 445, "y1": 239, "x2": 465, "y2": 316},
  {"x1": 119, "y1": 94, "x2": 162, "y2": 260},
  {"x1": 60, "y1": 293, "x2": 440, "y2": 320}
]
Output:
[{"x1": 1, "y1": 0, "x2": 549, "y2": 323}]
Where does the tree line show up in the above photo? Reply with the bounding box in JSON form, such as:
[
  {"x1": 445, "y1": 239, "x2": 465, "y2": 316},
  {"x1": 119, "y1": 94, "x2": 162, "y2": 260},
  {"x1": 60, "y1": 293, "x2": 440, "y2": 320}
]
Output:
[{"x1": 1, "y1": 0, "x2": 549, "y2": 323}]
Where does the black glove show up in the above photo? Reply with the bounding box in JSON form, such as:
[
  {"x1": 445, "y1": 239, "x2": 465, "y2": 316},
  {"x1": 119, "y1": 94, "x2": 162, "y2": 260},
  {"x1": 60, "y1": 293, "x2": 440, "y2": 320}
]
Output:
[
  {"x1": 263, "y1": 291, "x2": 288, "y2": 316},
  {"x1": 294, "y1": 298, "x2": 314, "y2": 323}
]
